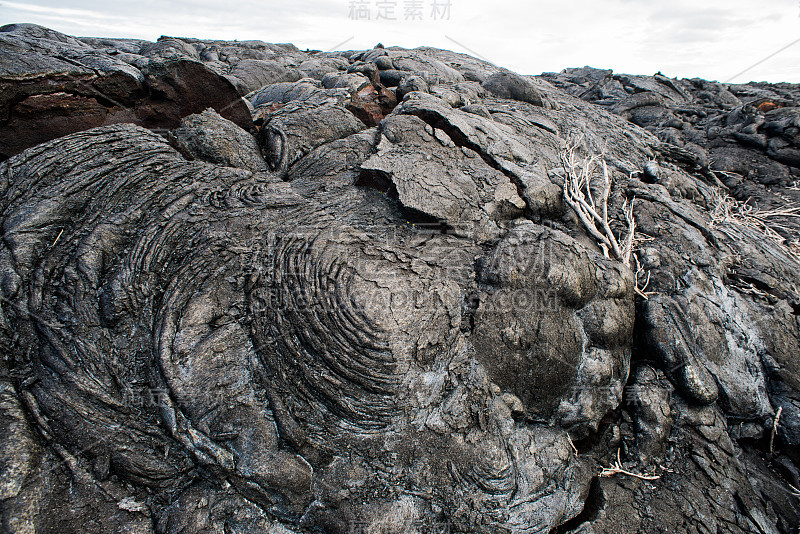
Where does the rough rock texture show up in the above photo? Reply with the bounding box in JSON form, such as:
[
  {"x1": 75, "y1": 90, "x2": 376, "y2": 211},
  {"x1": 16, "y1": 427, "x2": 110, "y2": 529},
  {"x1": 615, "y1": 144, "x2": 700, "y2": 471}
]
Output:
[
  {"x1": 0, "y1": 24, "x2": 252, "y2": 159},
  {"x1": 0, "y1": 26, "x2": 799, "y2": 534},
  {"x1": 168, "y1": 108, "x2": 268, "y2": 172}
]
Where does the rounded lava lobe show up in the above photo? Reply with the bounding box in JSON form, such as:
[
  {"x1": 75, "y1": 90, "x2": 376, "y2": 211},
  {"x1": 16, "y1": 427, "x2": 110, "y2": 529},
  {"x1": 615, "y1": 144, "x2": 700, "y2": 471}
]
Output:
[
  {"x1": 469, "y1": 222, "x2": 632, "y2": 422},
  {"x1": 472, "y1": 296, "x2": 584, "y2": 419}
]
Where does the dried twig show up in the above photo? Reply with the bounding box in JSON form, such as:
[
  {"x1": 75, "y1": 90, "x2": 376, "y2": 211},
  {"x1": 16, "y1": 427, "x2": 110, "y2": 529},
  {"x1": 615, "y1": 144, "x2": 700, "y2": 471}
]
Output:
[
  {"x1": 566, "y1": 434, "x2": 579, "y2": 457},
  {"x1": 630, "y1": 234, "x2": 656, "y2": 299},
  {"x1": 710, "y1": 169, "x2": 742, "y2": 181},
  {"x1": 50, "y1": 228, "x2": 64, "y2": 248},
  {"x1": 633, "y1": 253, "x2": 656, "y2": 300},
  {"x1": 561, "y1": 142, "x2": 635, "y2": 264},
  {"x1": 709, "y1": 187, "x2": 800, "y2": 261},
  {"x1": 599, "y1": 449, "x2": 662, "y2": 481},
  {"x1": 771, "y1": 406, "x2": 783, "y2": 455}
]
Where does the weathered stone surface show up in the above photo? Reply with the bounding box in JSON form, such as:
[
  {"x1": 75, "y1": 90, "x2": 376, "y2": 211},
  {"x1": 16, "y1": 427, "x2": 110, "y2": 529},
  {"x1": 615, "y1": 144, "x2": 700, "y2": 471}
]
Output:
[
  {"x1": 1, "y1": 26, "x2": 799, "y2": 534},
  {"x1": 225, "y1": 59, "x2": 302, "y2": 95},
  {"x1": 360, "y1": 114, "x2": 526, "y2": 240},
  {"x1": 0, "y1": 24, "x2": 252, "y2": 158},
  {"x1": 482, "y1": 70, "x2": 544, "y2": 106},
  {"x1": 257, "y1": 101, "x2": 365, "y2": 172},
  {"x1": 168, "y1": 108, "x2": 267, "y2": 172}
]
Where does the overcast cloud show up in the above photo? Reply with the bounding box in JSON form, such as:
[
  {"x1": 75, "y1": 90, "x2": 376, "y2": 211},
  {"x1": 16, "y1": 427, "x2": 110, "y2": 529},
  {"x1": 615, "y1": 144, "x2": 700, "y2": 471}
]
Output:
[{"x1": 1, "y1": 0, "x2": 799, "y2": 83}]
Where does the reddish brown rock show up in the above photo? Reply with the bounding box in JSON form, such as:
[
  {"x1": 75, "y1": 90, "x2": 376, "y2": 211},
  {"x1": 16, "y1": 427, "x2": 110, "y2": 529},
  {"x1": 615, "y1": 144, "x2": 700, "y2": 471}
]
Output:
[
  {"x1": 0, "y1": 25, "x2": 252, "y2": 158},
  {"x1": 0, "y1": 93, "x2": 109, "y2": 154},
  {"x1": 345, "y1": 83, "x2": 397, "y2": 126},
  {"x1": 137, "y1": 59, "x2": 252, "y2": 131}
]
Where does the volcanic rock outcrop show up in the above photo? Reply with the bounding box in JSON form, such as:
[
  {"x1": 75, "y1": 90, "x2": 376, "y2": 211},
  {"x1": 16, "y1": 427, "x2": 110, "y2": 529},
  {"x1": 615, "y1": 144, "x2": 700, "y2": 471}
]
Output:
[{"x1": 0, "y1": 24, "x2": 798, "y2": 534}]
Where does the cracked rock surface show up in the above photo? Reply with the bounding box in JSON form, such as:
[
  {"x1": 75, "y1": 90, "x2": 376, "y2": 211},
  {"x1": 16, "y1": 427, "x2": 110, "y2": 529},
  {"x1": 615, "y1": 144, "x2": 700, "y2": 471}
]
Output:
[{"x1": 0, "y1": 24, "x2": 799, "y2": 534}]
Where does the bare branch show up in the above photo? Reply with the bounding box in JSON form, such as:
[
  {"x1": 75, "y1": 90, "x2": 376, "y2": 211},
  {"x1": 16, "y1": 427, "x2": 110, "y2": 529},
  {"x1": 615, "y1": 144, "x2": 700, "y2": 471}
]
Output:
[
  {"x1": 771, "y1": 406, "x2": 783, "y2": 455},
  {"x1": 560, "y1": 141, "x2": 635, "y2": 266},
  {"x1": 599, "y1": 449, "x2": 662, "y2": 481},
  {"x1": 709, "y1": 187, "x2": 800, "y2": 262},
  {"x1": 633, "y1": 252, "x2": 655, "y2": 300},
  {"x1": 622, "y1": 198, "x2": 636, "y2": 264}
]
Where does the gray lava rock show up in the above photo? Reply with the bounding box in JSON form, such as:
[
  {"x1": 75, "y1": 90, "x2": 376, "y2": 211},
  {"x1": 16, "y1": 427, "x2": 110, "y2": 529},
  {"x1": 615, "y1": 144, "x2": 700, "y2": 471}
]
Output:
[
  {"x1": 643, "y1": 160, "x2": 661, "y2": 181},
  {"x1": 225, "y1": 59, "x2": 302, "y2": 95},
  {"x1": 360, "y1": 114, "x2": 525, "y2": 241},
  {"x1": 1, "y1": 26, "x2": 799, "y2": 534},
  {"x1": 482, "y1": 70, "x2": 544, "y2": 106},
  {"x1": 169, "y1": 108, "x2": 267, "y2": 172},
  {"x1": 258, "y1": 102, "x2": 365, "y2": 172},
  {"x1": 396, "y1": 74, "x2": 429, "y2": 99},
  {"x1": 0, "y1": 24, "x2": 252, "y2": 158}
]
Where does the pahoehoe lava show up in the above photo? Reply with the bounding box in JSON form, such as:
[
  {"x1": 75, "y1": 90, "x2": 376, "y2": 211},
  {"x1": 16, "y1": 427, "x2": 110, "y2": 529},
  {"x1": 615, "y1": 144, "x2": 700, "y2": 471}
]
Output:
[{"x1": 1, "y1": 22, "x2": 799, "y2": 534}]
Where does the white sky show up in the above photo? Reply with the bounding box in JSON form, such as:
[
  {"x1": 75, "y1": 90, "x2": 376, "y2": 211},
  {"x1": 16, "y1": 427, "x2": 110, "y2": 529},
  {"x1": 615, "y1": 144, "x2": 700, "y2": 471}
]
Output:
[{"x1": 1, "y1": 0, "x2": 799, "y2": 83}]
